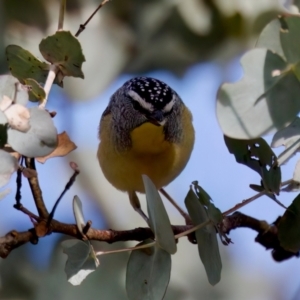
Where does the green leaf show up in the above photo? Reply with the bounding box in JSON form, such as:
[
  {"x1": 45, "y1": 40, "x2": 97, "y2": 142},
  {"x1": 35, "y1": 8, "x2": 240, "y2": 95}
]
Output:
[
  {"x1": 61, "y1": 239, "x2": 100, "y2": 286},
  {"x1": 192, "y1": 181, "x2": 222, "y2": 224},
  {"x1": 126, "y1": 240, "x2": 171, "y2": 300},
  {"x1": 185, "y1": 189, "x2": 222, "y2": 286},
  {"x1": 23, "y1": 78, "x2": 45, "y2": 102},
  {"x1": 39, "y1": 31, "x2": 85, "y2": 78},
  {"x1": 6, "y1": 45, "x2": 49, "y2": 84},
  {"x1": 224, "y1": 135, "x2": 281, "y2": 194},
  {"x1": 142, "y1": 175, "x2": 176, "y2": 254},
  {"x1": 217, "y1": 48, "x2": 300, "y2": 139},
  {"x1": 278, "y1": 194, "x2": 300, "y2": 252}
]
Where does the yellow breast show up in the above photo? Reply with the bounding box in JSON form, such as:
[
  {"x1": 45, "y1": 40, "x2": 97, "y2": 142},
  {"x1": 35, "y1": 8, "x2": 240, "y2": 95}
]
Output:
[
  {"x1": 130, "y1": 122, "x2": 170, "y2": 154},
  {"x1": 98, "y1": 108, "x2": 194, "y2": 193}
]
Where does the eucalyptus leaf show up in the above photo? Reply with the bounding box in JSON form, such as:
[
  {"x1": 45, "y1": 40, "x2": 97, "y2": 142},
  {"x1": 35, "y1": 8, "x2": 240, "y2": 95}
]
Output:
[
  {"x1": 24, "y1": 78, "x2": 46, "y2": 102},
  {"x1": 8, "y1": 107, "x2": 57, "y2": 157},
  {"x1": 256, "y1": 18, "x2": 285, "y2": 58},
  {"x1": 185, "y1": 189, "x2": 222, "y2": 286},
  {"x1": 142, "y1": 175, "x2": 176, "y2": 255},
  {"x1": 192, "y1": 181, "x2": 222, "y2": 224},
  {"x1": 217, "y1": 48, "x2": 300, "y2": 139},
  {"x1": 39, "y1": 31, "x2": 85, "y2": 78},
  {"x1": 6, "y1": 45, "x2": 49, "y2": 84},
  {"x1": 279, "y1": 16, "x2": 300, "y2": 64},
  {"x1": 278, "y1": 194, "x2": 300, "y2": 253},
  {"x1": 272, "y1": 117, "x2": 300, "y2": 165},
  {"x1": 224, "y1": 135, "x2": 281, "y2": 194},
  {"x1": 282, "y1": 160, "x2": 300, "y2": 192},
  {"x1": 0, "y1": 149, "x2": 18, "y2": 188},
  {"x1": 73, "y1": 195, "x2": 85, "y2": 236},
  {"x1": 61, "y1": 239, "x2": 100, "y2": 286},
  {"x1": 126, "y1": 240, "x2": 171, "y2": 300},
  {"x1": 0, "y1": 75, "x2": 28, "y2": 105}
]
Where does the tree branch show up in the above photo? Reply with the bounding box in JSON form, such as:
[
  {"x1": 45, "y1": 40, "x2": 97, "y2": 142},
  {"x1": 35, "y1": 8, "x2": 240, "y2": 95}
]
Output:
[
  {"x1": 1, "y1": 211, "x2": 296, "y2": 262},
  {"x1": 220, "y1": 211, "x2": 299, "y2": 262},
  {"x1": 24, "y1": 157, "x2": 49, "y2": 218}
]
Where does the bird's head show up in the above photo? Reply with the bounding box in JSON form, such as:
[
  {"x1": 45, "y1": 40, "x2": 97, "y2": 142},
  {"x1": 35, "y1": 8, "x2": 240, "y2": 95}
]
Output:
[{"x1": 123, "y1": 77, "x2": 179, "y2": 127}]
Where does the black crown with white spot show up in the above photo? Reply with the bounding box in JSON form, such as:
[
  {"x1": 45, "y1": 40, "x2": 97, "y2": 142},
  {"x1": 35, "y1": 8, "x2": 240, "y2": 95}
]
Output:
[{"x1": 123, "y1": 77, "x2": 174, "y2": 110}]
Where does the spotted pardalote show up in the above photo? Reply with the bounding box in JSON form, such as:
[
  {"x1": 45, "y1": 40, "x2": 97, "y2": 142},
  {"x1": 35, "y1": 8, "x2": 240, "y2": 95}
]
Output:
[{"x1": 98, "y1": 77, "x2": 195, "y2": 216}]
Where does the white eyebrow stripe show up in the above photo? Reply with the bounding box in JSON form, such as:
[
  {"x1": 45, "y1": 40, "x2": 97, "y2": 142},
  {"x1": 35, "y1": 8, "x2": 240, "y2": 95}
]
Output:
[
  {"x1": 128, "y1": 90, "x2": 154, "y2": 112},
  {"x1": 162, "y1": 94, "x2": 176, "y2": 112}
]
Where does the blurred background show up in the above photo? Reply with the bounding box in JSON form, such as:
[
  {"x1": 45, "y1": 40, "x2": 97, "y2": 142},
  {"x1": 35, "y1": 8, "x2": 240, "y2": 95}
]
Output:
[{"x1": 1, "y1": 0, "x2": 300, "y2": 299}]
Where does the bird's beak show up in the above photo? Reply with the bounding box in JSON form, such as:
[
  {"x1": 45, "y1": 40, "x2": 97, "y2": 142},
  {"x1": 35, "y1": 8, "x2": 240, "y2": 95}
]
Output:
[{"x1": 148, "y1": 110, "x2": 166, "y2": 126}]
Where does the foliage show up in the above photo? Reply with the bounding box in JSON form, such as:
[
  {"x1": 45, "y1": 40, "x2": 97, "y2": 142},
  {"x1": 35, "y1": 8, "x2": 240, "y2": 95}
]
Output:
[{"x1": 2, "y1": 1, "x2": 300, "y2": 300}]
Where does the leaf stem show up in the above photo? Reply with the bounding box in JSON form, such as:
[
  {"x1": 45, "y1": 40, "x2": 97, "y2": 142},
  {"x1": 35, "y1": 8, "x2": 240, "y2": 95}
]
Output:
[
  {"x1": 96, "y1": 241, "x2": 156, "y2": 256},
  {"x1": 174, "y1": 220, "x2": 211, "y2": 239},
  {"x1": 160, "y1": 188, "x2": 191, "y2": 223},
  {"x1": 281, "y1": 179, "x2": 292, "y2": 187},
  {"x1": 39, "y1": 64, "x2": 58, "y2": 109},
  {"x1": 222, "y1": 191, "x2": 266, "y2": 216}
]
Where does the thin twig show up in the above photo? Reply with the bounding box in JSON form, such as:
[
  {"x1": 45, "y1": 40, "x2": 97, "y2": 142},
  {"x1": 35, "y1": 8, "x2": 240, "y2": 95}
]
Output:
[
  {"x1": 58, "y1": 0, "x2": 66, "y2": 31},
  {"x1": 223, "y1": 179, "x2": 293, "y2": 216},
  {"x1": 222, "y1": 191, "x2": 266, "y2": 216},
  {"x1": 281, "y1": 179, "x2": 293, "y2": 186},
  {"x1": 160, "y1": 188, "x2": 192, "y2": 224},
  {"x1": 47, "y1": 168, "x2": 80, "y2": 225},
  {"x1": 25, "y1": 157, "x2": 49, "y2": 218},
  {"x1": 74, "y1": 0, "x2": 110, "y2": 37},
  {"x1": 14, "y1": 165, "x2": 23, "y2": 209},
  {"x1": 14, "y1": 204, "x2": 40, "y2": 221}
]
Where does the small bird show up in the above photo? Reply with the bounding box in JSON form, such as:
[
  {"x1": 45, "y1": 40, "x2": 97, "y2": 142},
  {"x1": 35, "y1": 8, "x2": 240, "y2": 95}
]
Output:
[{"x1": 98, "y1": 77, "x2": 195, "y2": 219}]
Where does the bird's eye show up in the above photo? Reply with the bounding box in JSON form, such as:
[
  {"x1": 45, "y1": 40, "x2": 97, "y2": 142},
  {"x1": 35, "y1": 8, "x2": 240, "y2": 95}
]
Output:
[
  {"x1": 130, "y1": 99, "x2": 150, "y2": 116},
  {"x1": 131, "y1": 100, "x2": 140, "y2": 111}
]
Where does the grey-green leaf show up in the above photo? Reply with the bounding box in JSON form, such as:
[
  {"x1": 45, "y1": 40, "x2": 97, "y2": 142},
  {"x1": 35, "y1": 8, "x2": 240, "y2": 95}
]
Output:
[
  {"x1": 185, "y1": 189, "x2": 222, "y2": 286},
  {"x1": 272, "y1": 117, "x2": 300, "y2": 165},
  {"x1": 217, "y1": 48, "x2": 300, "y2": 139},
  {"x1": 256, "y1": 18, "x2": 285, "y2": 58},
  {"x1": 61, "y1": 240, "x2": 100, "y2": 286},
  {"x1": 126, "y1": 240, "x2": 171, "y2": 300},
  {"x1": 278, "y1": 194, "x2": 300, "y2": 253},
  {"x1": 0, "y1": 75, "x2": 28, "y2": 105},
  {"x1": 192, "y1": 182, "x2": 222, "y2": 224},
  {"x1": 142, "y1": 175, "x2": 176, "y2": 254},
  {"x1": 72, "y1": 195, "x2": 85, "y2": 236},
  {"x1": 280, "y1": 16, "x2": 300, "y2": 64}
]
